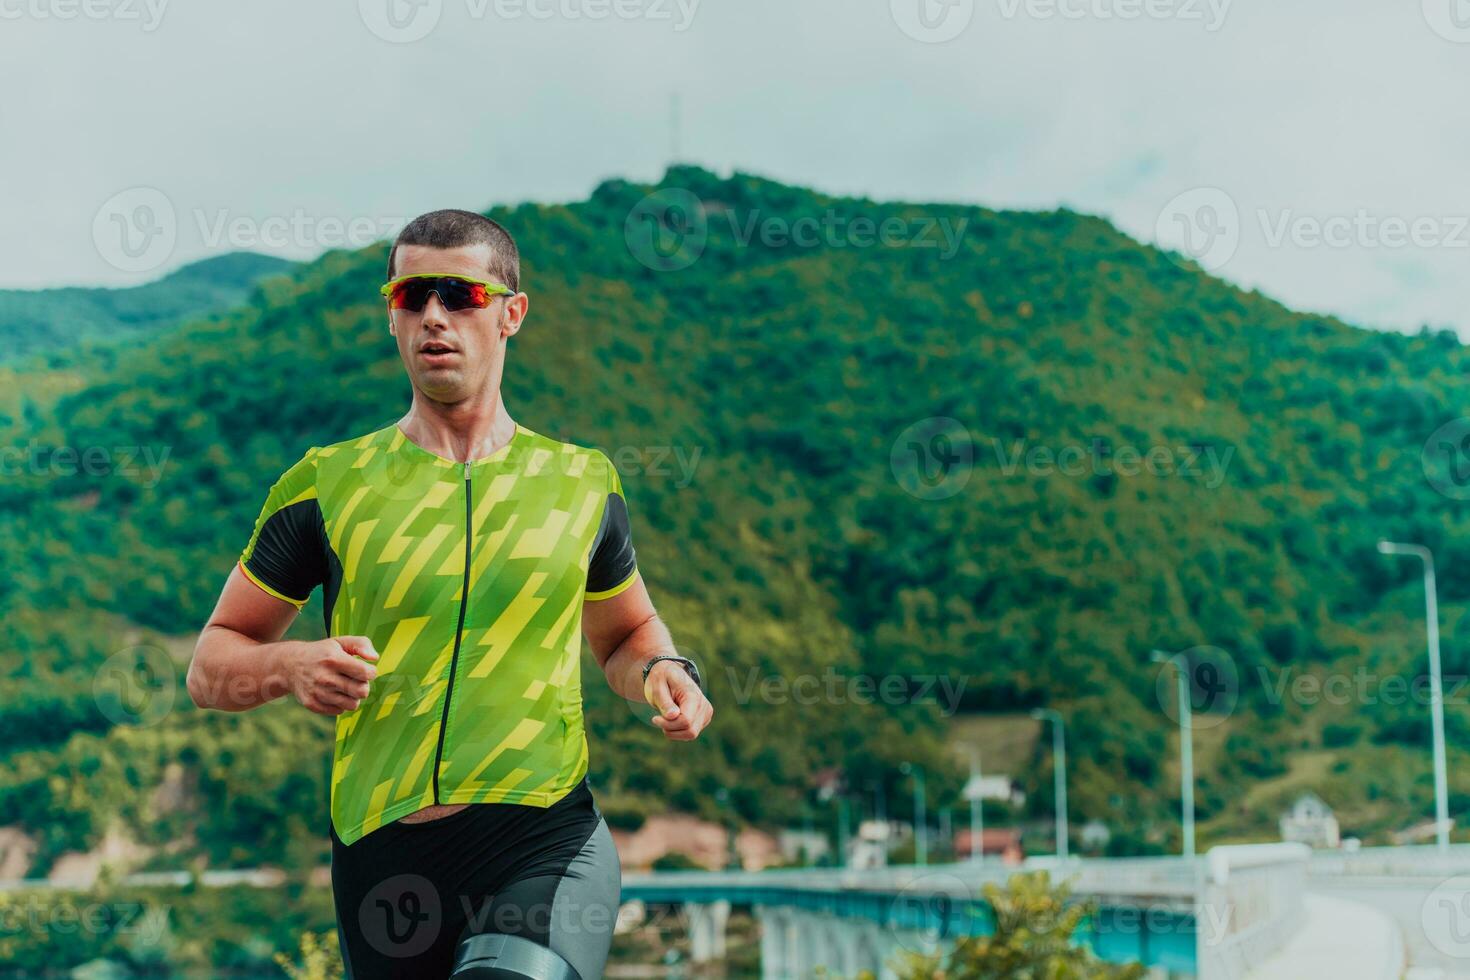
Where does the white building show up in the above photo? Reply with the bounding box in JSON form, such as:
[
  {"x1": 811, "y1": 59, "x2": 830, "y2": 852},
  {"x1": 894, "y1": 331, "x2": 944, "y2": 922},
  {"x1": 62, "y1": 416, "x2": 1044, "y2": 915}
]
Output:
[
  {"x1": 961, "y1": 774, "x2": 1025, "y2": 808},
  {"x1": 1080, "y1": 819, "x2": 1111, "y2": 852},
  {"x1": 1279, "y1": 793, "x2": 1340, "y2": 849},
  {"x1": 778, "y1": 829, "x2": 831, "y2": 865}
]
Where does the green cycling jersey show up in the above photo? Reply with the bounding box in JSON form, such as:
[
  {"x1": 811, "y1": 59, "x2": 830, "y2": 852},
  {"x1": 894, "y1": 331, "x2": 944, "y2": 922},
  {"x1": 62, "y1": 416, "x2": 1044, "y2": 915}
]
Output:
[{"x1": 238, "y1": 421, "x2": 638, "y2": 845}]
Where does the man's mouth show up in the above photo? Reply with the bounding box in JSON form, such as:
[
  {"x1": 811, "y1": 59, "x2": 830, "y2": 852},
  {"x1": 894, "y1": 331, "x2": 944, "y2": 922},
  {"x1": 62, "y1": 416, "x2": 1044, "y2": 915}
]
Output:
[{"x1": 419, "y1": 342, "x2": 458, "y2": 357}]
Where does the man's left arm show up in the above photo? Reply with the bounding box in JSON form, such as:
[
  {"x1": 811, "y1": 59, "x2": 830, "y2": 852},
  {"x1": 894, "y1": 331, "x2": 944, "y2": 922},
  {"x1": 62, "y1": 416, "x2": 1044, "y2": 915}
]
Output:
[{"x1": 583, "y1": 575, "x2": 713, "y2": 741}]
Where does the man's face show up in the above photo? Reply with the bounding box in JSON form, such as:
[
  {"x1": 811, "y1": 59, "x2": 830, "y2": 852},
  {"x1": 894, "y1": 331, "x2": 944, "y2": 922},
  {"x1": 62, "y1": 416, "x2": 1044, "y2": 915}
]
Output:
[{"x1": 387, "y1": 243, "x2": 527, "y2": 404}]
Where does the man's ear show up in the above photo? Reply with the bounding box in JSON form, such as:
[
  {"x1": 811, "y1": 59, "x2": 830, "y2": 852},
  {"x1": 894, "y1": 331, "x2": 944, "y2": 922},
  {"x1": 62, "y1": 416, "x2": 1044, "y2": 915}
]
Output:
[{"x1": 501, "y1": 293, "x2": 529, "y2": 339}]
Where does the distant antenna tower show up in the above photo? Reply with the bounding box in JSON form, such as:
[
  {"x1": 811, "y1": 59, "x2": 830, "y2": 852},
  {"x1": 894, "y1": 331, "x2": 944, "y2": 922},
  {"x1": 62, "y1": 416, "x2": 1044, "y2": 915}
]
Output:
[{"x1": 670, "y1": 93, "x2": 682, "y2": 164}]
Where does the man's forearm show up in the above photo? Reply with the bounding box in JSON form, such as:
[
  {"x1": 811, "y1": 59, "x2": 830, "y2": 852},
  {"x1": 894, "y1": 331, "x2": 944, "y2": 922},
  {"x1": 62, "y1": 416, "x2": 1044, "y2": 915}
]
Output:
[
  {"x1": 187, "y1": 626, "x2": 303, "y2": 711},
  {"x1": 600, "y1": 614, "x2": 678, "y2": 703}
]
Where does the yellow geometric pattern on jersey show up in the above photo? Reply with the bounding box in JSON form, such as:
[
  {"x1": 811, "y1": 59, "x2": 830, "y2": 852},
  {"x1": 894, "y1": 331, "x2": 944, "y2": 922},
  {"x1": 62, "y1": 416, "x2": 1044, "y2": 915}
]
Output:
[{"x1": 239, "y1": 423, "x2": 633, "y2": 845}]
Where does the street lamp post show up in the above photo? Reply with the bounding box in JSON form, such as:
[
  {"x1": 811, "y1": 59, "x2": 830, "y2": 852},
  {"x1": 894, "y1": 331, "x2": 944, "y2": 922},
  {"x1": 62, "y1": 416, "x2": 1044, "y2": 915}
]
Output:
[
  {"x1": 969, "y1": 750, "x2": 985, "y2": 864},
  {"x1": 1378, "y1": 540, "x2": 1451, "y2": 853},
  {"x1": 867, "y1": 779, "x2": 889, "y2": 866},
  {"x1": 900, "y1": 762, "x2": 927, "y2": 866},
  {"x1": 1152, "y1": 650, "x2": 1196, "y2": 859},
  {"x1": 837, "y1": 795, "x2": 851, "y2": 868},
  {"x1": 1031, "y1": 709, "x2": 1068, "y2": 861}
]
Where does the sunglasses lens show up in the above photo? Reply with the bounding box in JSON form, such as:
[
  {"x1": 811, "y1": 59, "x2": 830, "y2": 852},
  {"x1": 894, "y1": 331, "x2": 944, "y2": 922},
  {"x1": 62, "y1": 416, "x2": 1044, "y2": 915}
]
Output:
[
  {"x1": 443, "y1": 279, "x2": 489, "y2": 311},
  {"x1": 389, "y1": 279, "x2": 431, "y2": 311},
  {"x1": 389, "y1": 277, "x2": 494, "y2": 312}
]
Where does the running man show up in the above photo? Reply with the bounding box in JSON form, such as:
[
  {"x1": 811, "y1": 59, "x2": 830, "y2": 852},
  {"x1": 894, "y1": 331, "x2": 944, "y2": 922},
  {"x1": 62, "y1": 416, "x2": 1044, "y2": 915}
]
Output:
[{"x1": 186, "y1": 208, "x2": 714, "y2": 979}]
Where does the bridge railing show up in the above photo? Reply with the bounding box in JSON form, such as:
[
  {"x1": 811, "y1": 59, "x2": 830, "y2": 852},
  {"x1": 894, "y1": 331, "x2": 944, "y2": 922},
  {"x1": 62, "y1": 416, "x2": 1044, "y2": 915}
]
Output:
[
  {"x1": 1310, "y1": 842, "x2": 1470, "y2": 878},
  {"x1": 631, "y1": 844, "x2": 1312, "y2": 979},
  {"x1": 1196, "y1": 842, "x2": 1310, "y2": 980}
]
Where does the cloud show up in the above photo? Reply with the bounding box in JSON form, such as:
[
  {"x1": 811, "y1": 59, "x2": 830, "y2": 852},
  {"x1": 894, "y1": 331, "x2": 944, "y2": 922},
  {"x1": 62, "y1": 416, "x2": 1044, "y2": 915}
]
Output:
[{"x1": 2, "y1": 0, "x2": 1466, "y2": 334}]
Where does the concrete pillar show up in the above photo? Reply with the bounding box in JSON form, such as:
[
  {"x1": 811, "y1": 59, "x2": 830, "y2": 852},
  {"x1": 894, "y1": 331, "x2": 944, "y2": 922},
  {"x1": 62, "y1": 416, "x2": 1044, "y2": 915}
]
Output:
[
  {"x1": 688, "y1": 899, "x2": 731, "y2": 962},
  {"x1": 831, "y1": 920, "x2": 861, "y2": 979},
  {"x1": 855, "y1": 921, "x2": 899, "y2": 980},
  {"x1": 757, "y1": 907, "x2": 790, "y2": 980},
  {"x1": 812, "y1": 917, "x2": 839, "y2": 976},
  {"x1": 789, "y1": 910, "x2": 815, "y2": 978}
]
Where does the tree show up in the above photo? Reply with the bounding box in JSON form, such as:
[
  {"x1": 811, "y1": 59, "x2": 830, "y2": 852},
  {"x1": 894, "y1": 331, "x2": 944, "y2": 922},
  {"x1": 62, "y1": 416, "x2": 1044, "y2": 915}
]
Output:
[
  {"x1": 895, "y1": 872, "x2": 1146, "y2": 980},
  {"x1": 275, "y1": 932, "x2": 343, "y2": 980}
]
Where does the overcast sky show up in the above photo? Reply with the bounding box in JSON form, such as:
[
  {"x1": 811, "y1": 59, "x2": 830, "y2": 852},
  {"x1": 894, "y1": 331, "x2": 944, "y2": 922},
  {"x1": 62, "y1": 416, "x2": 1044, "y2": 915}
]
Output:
[{"x1": 4, "y1": 0, "x2": 1468, "y2": 335}]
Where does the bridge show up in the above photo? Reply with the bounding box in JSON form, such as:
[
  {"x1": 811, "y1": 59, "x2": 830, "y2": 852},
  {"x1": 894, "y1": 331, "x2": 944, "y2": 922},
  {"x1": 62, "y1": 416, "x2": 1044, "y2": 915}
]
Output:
[
  {"x1": 4, "y1": 841, "x2": 1437, "y2": 977},
  {"x1": 622, "y1": 842, "x2": 1314, "y2": 979}
]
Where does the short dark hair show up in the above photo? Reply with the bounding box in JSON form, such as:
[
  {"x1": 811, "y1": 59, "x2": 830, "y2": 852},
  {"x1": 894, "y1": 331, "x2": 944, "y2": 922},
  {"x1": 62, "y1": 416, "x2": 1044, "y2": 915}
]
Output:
[{"x1": 387, "y1": 209, "x2": 520, "y2": 292}]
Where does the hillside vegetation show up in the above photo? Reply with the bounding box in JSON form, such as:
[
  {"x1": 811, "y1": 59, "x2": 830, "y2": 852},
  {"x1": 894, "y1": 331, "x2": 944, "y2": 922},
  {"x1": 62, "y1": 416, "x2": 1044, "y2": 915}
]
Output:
[
  {"x1": 0, "y1": 252, "x2": 293, "y2": 365},
  {"x1": 1, "y1": 168, "x2": 1468, "y2": 970}
]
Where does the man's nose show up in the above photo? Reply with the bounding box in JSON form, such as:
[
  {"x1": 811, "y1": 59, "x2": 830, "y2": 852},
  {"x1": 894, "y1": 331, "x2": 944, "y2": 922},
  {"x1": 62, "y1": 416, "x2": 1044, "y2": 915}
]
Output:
[{"x1": 420, "y1": 289, "x2": 450, "y2": 327}]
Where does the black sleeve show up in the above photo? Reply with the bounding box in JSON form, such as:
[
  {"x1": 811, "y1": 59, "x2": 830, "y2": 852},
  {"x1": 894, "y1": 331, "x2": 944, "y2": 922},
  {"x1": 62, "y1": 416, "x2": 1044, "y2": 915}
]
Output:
[
  {"x1": 238, "y1": 451, "x2": 327, "y2": 607},
  {"x1": 586, "y1": 490, "x2": 638, "y2": 599}
]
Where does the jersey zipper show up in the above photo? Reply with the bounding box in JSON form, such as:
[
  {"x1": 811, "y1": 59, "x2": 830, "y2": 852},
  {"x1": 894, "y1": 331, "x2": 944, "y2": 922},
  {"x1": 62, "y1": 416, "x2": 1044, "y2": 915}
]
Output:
[{"x1": 432, "y1": 459, "x2": 474, "y2": 802}]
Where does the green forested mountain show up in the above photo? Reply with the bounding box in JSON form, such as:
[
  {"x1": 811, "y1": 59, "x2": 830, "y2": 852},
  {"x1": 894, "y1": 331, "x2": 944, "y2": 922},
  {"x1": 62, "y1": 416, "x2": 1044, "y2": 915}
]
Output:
[
  {"x1": 0, "y1": 252, "x2": 294, "y2": 365},
  {"x1": 2, "y1": 166, "x2": 1470, "y2": 968}
]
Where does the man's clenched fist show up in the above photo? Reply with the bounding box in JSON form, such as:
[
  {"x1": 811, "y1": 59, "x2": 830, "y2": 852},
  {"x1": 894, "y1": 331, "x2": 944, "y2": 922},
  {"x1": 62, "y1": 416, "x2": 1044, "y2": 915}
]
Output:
[
  {"x1": 286, "y1": 636, "x2": 379, "y2": 716},
  {"x1": 644, "y1": 660, "x2": 713, "y2": 741}
]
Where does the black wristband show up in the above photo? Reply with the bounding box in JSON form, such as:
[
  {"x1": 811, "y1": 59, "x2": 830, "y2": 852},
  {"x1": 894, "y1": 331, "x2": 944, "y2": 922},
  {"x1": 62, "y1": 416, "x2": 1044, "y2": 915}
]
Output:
[{"x1": 642, "y1": 655, "x2": 702, "y2": 691}]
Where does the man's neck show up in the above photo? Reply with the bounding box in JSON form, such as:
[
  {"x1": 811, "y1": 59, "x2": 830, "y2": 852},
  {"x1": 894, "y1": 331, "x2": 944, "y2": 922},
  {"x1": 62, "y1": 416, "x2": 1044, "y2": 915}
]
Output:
[{"x1": 397, "y1": 390, "x2": 517, "y2": 463}]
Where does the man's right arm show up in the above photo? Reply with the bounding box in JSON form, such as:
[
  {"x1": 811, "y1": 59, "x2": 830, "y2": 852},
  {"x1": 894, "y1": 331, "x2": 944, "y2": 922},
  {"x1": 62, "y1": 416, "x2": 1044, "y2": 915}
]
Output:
[
  {"x1": 188, "y1": 448, "x2": 377, "y2": 715},
  {"x1": 186, "y1": 563, "x2": 378, "y2": 714}
]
